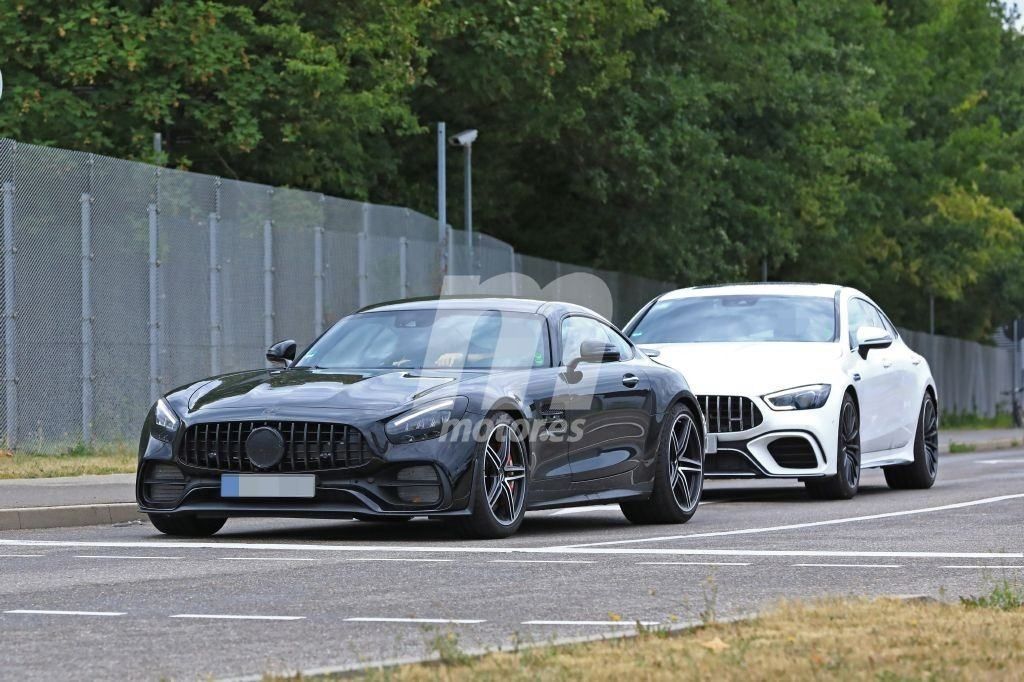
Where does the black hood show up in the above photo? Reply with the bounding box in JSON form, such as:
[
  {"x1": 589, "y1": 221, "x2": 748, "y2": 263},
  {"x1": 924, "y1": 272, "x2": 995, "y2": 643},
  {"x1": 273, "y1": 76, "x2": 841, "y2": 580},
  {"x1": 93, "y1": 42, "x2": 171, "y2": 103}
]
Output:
[{"x1": 186, "y1": 368, "x2": 484, "y2": 414}]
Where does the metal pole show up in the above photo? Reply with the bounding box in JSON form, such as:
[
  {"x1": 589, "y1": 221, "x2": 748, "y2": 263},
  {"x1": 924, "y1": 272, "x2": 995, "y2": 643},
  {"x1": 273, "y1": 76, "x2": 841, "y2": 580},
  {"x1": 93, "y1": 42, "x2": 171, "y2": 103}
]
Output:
[
  {"x1": 437, "y1": 122, "x2": 447, "y2": 291},
  {"x1": 3, "y1": 182, "x2": 16, "y2": 449},
  {"x1": 357, "y1": 231, "x2": 368, "y2": 309},
  {"x1": 80, "y1": 193, "x2": 93, "y2": 443},
  {"x1": 208, "y1": 212, "x2": 221, "y2": 374},
  {"x1": 313, "y1": 226, "x2": 324, "y2": 336},
  {"x1": 263, "y1": 220, "x2": 274, "y2": 348},
  {"x1": 761, "y1": 257, "x2": 768, "y2": 282},
  {"x1": 148, "y1": 202, "x2": 160, "y2": 403},
  {"x1": 509, "y1": 248, "x2": 518, "y2": 296},
  {"x1": 465, "y1": 144, "x2": 473, "y2": 273},
  {"x1": 399, "y1": 237, "x2": 408, "y2": 299},
  {"x1": 153, "y1": 132, "x2": 162, "y2": 155},
  {"x1": 929, "y1": 295, "x2": 935, "y2": 335}
]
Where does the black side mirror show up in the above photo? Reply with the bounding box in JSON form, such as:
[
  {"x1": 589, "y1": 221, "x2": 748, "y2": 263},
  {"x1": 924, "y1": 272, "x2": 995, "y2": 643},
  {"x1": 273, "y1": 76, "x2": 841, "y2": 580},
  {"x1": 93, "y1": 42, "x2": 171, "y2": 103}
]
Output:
[
  {"x1": 267, "y1": 339, "x2": 297, "y2": 367},
  {"x1": 580, "y1": 340, "x2": 621, "y2": 363},
  {"x1": 855, "y1": 326, "x2": 893, "y2": 359}
]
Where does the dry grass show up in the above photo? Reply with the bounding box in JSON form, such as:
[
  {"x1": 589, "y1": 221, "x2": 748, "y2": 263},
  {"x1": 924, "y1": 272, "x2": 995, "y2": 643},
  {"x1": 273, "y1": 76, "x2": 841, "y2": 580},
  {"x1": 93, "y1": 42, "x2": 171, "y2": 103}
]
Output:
[
  {"x1": 0, "y1": 442, "x2": 136, "y2": 479},
  {"x1": 300, "y1": 594, "x2": 1024, "y2": 681}
]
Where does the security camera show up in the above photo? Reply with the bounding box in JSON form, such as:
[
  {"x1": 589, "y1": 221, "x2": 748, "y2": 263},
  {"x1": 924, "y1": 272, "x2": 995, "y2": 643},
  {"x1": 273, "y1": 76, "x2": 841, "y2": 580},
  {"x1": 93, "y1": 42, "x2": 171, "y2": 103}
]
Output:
[{"x1": 448, "y1": 129, "x2": 478, "y2": 146}]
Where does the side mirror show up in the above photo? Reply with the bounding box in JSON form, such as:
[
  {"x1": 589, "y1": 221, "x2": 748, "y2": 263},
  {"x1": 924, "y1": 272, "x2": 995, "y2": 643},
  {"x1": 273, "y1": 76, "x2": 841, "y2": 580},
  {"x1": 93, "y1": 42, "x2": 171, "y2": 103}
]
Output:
[
  {"x1": 637, "y1": 345, "x2": 661, "y2": 358},
  {"x1": 564, "y1": 339, "x2": 620, "y2": 382},
  {"x1": 267, "y1": 339, "x2": 297, "y2": 367},
  {"x1": 855, "y1": 326, "x2": 893, "y2": 359},
  {"x1": 580, "y1": 339, "x2": 621, "y2": 364}
]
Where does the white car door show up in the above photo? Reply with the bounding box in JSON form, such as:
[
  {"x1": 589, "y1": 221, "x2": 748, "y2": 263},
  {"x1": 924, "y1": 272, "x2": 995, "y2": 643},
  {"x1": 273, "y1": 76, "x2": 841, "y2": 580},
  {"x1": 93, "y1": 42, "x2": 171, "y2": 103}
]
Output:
[
  {"x1": 847, "y1": 298, "x2": 899, "y2": 455},
  {"x1": 872, "y1": 306, "x2": 918, "y2": 450}
]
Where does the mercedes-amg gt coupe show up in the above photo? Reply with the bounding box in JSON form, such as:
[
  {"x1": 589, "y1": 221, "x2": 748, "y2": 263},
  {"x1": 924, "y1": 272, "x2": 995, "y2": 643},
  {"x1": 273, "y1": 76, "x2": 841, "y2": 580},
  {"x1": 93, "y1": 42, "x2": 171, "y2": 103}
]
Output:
[
  {"x1": 138, "y1": 298, "x2": 707, "y2": 538},
  {"x1": 625, "y1": 283, "x2": 938, "y2": 500}
]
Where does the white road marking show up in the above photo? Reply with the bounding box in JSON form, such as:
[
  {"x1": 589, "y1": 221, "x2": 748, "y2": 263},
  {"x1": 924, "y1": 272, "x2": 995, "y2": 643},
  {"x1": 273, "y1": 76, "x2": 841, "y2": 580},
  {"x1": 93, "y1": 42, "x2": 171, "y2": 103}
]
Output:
[
  {"x1": 0, "y1": 554, "x2": 43, "y2": 558},
  {"x1": 345, "y1": 558, "x2": 453, "y2": 563},
  {"x1": 557, "y1": 493, "x2": 1024, "y2": 548},
  {"x1": 345, "y1": 617, "x2": 484, "y2": 624},
  {"x1": 2, "y1": 540, "x2": 1020, "y2": 561},
  {"x1": 220, "y1": 557, "x2": 320, "y2": 562},
  {"x1": 490, "y1": 559, "x2": 595, "y2": 564},
  {"x1": 980, "y1": 459, "x2": 1017, "y2": 464},
  {"x1": 523, "y1": 620, "x2": 660, "y2": 626},
  {"x1": 75, "y1": 555, "x2": 183, "y2": 560},
  {"x1": 639, "y1": 561, "x2": 750, "y2": 567},
  {"x1": 549, "y1": 505, "x2": 618, "y2": 516},
  {"x1": 943, "y1": 565, "x2": 1024, "y2": 569},
  {"x1": 5, "y1": 609, "x2": 124, "y2": 617},
  {"x1": 793, "y1": 563, "x2": 901, "y2": 568},
  {"x1": 170, "y1": 614, "x2": 304, "y2": 621}
]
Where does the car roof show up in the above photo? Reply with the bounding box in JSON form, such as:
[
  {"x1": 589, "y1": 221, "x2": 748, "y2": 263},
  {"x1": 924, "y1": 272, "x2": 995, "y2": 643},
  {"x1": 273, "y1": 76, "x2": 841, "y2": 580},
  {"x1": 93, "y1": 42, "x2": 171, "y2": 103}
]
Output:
[
  {"x1": 357, "y1": 296, "x2": 600, "y2": 318},
  {"x1": 659, "y1": 282, "x2": 843, "y2": 301}
]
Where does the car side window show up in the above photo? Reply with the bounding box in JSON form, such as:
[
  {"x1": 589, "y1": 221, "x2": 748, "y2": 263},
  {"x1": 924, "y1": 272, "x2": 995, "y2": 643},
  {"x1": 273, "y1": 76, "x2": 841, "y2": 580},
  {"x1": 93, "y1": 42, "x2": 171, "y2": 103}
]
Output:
[
  {"x1": 560, "y1": 316, "x2": 631, "y2": 364},
  {"x1": 848, "y1": 299, "x2": 879, "y2": 349},
  {"x1": 872, "y1": 304, "x2": 899, "y2": 339}
]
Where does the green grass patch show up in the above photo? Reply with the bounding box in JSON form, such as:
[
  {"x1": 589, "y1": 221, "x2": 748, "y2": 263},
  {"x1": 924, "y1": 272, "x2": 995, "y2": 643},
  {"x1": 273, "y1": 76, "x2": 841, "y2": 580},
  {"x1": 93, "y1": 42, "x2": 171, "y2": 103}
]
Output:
[
  {"x1": 962, "y1": 580, "x2": 1024, "y2": 610},
  {"x1": 948, "y1": 441, "x2": 978, "y2": 454},
  {"x1": 0, "y1": 442, "x2": 136, "y2": 479},
  {"x1": 940, "y1": 412, "x2": 1016, "y2": 430}
]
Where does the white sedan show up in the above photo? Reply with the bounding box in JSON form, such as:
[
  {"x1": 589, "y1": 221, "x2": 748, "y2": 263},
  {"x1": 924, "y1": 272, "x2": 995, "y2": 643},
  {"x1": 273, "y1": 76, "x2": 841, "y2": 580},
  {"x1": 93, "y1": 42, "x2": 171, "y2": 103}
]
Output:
[{"x1": 624, "y1": 283, "x2": 939, "y2": 499}]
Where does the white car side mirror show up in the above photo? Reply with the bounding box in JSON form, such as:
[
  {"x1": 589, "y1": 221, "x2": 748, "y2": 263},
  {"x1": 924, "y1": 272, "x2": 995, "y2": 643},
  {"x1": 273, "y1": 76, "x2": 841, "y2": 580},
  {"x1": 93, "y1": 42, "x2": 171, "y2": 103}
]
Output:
[{"x1": 855, "y1": 326, "x2": 893, "y2": 359}]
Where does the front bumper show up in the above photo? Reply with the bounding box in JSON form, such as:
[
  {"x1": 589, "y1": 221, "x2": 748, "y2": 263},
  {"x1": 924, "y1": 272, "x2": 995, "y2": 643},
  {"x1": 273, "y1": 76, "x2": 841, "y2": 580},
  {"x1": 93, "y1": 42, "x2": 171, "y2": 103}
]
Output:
[
  {"x1": 136, "y1": 430, "x2": 478, "y2": 519},
  {"x1": 704, "y1": 395, "x2": 840, "y2": 479}
]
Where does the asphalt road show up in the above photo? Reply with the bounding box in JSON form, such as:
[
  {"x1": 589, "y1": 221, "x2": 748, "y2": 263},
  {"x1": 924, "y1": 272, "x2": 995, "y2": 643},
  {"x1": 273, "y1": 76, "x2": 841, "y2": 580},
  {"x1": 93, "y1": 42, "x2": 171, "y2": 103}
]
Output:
[{"x1": 1, "y1": 447, "x2": 1023, "y2": 681}]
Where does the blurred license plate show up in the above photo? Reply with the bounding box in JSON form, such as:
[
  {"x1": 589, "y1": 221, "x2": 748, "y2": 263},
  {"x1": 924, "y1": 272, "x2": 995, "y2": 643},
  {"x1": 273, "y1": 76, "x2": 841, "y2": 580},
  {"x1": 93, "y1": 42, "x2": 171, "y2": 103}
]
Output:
[{"x1": 221, "y1": 474, "x2": 315, "y2": 498}]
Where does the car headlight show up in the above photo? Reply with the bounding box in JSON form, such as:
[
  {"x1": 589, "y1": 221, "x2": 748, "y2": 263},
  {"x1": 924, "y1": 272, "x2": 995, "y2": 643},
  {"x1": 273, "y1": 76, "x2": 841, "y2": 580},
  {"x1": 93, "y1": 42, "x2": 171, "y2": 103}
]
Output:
[
  {"x1": 151, "y1": 398, "x2": 181, "y2": 442},
  {"x1": 385, "y1": 397, "x2": 469, "y2": 444},
  {"x1": 763, "y1": 384, "x2": 831, "y2": 411}
]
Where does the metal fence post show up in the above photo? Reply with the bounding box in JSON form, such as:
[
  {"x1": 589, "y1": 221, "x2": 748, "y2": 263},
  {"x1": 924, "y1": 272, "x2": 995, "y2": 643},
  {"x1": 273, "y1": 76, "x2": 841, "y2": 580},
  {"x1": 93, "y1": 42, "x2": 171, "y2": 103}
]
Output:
[
  {"x1": 263, "y1": 219, "x2": 274, "y2": 348},
  {"x1": 80, "y1": 192, "x2": 93, "y2": 443},
  {"x1": 357, "y1": 231, "x2": 368, "y2": 309},
  {"x1": 3, "y1": 181, "x2": 16, "y2": 449},
  {"x1": 399, "y1": 237, "x2": 408, "y2": 299},
  {"x1": 437, "y1": 122, "x2": 447, "y2": 291},
  {"x1": 208, "y1": 211, "x2": 221, "y2": 374},
  {"x1": 509, "y1": 248, "x2": 518, "y2": 296},
  {"x1": 148, "y1": 202, "x2": 160, "y2": 403},
  {"x1": 313, "y1": 226, "x2": 324, "y2": 337}
]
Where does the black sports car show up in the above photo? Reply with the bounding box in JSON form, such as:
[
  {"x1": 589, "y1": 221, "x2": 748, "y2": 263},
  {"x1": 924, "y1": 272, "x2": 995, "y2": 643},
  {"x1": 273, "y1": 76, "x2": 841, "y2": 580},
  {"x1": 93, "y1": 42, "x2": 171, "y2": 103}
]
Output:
[{"x1": 137, "y1": 298, "x2": 707, "y2": 538}]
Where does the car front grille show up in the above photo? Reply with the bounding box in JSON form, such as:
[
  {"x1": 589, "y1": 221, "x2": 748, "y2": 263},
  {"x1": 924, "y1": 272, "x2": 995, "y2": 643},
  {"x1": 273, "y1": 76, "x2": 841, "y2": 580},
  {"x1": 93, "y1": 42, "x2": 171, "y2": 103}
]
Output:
[
  {"x1": 699, "y1": 395, "x2": 763, "y2": 434},
  {"x1": 178, "y1": 421, "x2": 372, "y2": 472}
]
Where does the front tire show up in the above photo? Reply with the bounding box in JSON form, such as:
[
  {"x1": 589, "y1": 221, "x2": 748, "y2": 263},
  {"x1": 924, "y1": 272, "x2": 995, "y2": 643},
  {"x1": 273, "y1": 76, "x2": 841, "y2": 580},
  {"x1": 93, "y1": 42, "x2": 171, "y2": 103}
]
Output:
[
  {"x1": 805, "y1": 392, "x2": 860, "y2": 500},
  {"x1": 621, "y1": 403, "x2": 704, "y2": 525},
  {"x1": 454, "y1": 412, "x2": 528, "y2": 539},
  {"x1": 148, "y1": 513, "x2": 226, "y2": 537},
  {"x1": 883, "y1": 393, "x2": 939, "y2": 490}
]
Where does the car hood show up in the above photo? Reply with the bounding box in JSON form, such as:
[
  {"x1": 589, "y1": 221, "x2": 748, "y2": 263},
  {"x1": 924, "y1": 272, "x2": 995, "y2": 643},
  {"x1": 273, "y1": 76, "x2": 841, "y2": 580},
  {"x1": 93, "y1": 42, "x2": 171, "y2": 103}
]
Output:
[
  {"x1": 642, "y1": 342, "x2": 844, "y2": 396},
  {"x1": 187, "y1": 368, "x2": 482, "y2": 415}
]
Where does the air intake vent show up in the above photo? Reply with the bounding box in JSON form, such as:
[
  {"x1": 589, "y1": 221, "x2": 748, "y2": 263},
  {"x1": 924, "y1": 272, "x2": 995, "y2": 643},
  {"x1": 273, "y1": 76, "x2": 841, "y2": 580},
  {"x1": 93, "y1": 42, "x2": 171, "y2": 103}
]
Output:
[
  {"x1": 768, "y1": 437, "x2": 817, "y2": 469},
  {"x1": 143, "y1": 462, "x2": 187, "y2": 506},
  {"x1": 179, "y1": 421, "x2": 372, "y2": 472},
  {"x1": 699, "y1": 395, "x2": 763, "y2": 434}
]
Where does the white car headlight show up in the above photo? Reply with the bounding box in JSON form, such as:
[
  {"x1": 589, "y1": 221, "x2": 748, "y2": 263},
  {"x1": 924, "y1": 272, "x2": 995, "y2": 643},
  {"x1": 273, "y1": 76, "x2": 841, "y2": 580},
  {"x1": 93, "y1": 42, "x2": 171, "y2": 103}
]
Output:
[
  {"x1": 763, "y1": 384, "x2": 831, "y2": 411},
  {"x1": 151, "y1": 398, "x2": 181, "y2": 442},
  {"x1": 385, "y1": 397, "x2": 469, "y2": 444}
]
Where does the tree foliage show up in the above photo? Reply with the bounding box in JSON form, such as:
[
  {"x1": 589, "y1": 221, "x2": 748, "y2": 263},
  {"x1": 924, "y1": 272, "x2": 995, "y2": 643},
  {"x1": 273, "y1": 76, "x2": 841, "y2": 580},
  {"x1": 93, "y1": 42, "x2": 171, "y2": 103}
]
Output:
[{"x1": 1, "y1": 0, "x2": 1023, "y2": 337}]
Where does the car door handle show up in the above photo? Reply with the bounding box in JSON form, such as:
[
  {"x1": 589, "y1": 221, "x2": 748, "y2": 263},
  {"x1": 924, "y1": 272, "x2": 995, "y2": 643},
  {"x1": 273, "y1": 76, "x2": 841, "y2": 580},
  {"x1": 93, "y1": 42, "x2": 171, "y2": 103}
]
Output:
[
  {"x1": 882, "y1": 359, "x2": 893, "y2": 368},
  {"x1": 912, "y1": 357, "x2": 922, "y2": 365},
  {"x1": 622, "y1": 373, "x2": 640, "y2": 388}
]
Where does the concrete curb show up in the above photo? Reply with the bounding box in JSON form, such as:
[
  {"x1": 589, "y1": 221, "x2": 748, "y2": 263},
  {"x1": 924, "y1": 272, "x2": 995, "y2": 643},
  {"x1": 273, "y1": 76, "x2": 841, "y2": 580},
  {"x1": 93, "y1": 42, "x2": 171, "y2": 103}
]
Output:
[
  {"x1": 0, "y1": 503, "x2": 144, "y2": 531},
  {"x1": 940, "y1": 438, "x2": 1020, "y2": 454}
]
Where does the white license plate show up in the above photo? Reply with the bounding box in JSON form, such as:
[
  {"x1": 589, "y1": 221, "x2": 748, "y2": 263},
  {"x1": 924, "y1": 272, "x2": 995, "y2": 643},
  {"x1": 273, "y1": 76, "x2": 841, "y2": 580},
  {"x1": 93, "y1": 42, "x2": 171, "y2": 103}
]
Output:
[{"x1": 221, "y1": 474, "x2": 315, "y2": 498}]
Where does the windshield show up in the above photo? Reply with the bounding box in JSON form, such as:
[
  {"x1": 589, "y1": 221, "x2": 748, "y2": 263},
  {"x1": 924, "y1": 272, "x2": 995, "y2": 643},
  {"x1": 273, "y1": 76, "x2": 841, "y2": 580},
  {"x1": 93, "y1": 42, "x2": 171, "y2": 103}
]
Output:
[
  {"x1": 628, "y1": 295, "x2": 837, "y2": 343},
  {"x1": 296, "y1": 309, "x2": 550, "y2": 370}
]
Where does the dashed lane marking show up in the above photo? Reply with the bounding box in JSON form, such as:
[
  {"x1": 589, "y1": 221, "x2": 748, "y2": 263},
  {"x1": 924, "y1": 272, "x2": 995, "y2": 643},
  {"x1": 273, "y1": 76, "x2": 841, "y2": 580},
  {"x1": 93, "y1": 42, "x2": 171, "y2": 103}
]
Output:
[
  {"x1": 344, "y1": 617, "x2": 484, "y2": 624},
  {"x1": 170, "y1": 614, "x2": 304, "y2": 621},
  {"x1": 639, "y1": 561, "x2": 751, "y2": 566},
  {"x1": 4, "y1": 609, "x2": 124, "y2": 617},
  {"x1": 793, "y1": 563, "x2": 901, "y2": 568},
  {"x1": 75, "y1": 555, "x2": 183, "y2": 560},
  {"x1": 522, "y1": 620, "x2": 660, "y2": 626}
]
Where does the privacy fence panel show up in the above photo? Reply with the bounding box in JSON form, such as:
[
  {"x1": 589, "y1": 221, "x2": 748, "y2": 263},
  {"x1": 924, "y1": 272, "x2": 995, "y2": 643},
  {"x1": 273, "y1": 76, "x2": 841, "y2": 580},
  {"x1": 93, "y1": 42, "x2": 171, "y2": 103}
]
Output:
[{"x1": 0, "y1": 139, "x2": 1008, "y2": 451}]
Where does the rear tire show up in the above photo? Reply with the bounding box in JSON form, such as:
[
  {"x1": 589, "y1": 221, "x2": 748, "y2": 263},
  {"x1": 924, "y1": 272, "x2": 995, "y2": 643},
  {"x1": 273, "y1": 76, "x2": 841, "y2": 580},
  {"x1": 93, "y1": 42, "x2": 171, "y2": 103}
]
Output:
[
  {"x1": 884, "y1": 393, "x2": 939, "y2": 490},
  {"x1": 453, "y1": 412, "x2": 528, "y2": 539},
  {"x1": 148, "y1": 513, "x2": 226, "y2": 537},
  {"x1": 805, "y1": 392, "x2": 860, "y2": 500},
  {"x1": 621, "y1": 403, "x2": 704, "y2": 524}
]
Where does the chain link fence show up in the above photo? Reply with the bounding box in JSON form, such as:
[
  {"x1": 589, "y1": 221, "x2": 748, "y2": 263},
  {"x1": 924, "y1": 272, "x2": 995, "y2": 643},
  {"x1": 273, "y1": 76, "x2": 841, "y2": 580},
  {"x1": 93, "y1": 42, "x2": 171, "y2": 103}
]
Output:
[
  {"x1": 0, "y1": 140, "x2": 681, "y2": 451},
  {"x1": 0, "y1": 139, "x2": 1013, "y2": 451}
]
